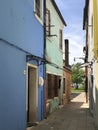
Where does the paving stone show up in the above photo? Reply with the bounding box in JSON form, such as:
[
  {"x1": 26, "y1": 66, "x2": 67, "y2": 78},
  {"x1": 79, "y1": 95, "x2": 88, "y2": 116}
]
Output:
[{"x1": 30, "y1": 92, "x2": 96, "y2": 130}]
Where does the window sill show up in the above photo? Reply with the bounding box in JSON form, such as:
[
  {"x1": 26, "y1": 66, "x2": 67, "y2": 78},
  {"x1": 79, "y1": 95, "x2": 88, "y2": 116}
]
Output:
[{"x1": 34, "y1": 13, "x2": 43, "y2": 26}]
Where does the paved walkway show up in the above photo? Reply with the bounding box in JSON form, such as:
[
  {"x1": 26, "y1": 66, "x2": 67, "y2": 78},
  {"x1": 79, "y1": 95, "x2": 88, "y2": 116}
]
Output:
[{"x1": 28, "y1": 92, "x2": 96, "y2": 130}]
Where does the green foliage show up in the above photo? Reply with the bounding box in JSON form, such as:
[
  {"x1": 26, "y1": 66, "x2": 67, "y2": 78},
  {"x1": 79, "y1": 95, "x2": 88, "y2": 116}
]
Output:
[
  {"x1": 71, "y1": 87, "x2": 85, "y2": 93},
  {"x1": 71, "y1": 62, "x2": 85, "y2": 85}
]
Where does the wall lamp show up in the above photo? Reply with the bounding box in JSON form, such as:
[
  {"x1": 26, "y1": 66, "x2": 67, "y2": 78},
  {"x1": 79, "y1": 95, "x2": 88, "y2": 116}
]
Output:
[{"x1": 78, "y1": 59, "x2": 95, "y2": 69}]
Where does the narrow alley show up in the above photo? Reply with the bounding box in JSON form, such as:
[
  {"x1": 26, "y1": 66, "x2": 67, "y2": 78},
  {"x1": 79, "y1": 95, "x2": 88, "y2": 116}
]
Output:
[
  {"x1": 28, "y1": 92, "x2": 96, "y2": 130},
  {"x1": 1, "y1": 1, "x2": 98, "y2": 130}
]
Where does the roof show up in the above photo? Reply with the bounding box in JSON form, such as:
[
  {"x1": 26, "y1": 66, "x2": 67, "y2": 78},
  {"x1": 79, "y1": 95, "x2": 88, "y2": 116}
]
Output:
[{"x1": 51, "y1": 0, "x2": 67, "y2": 26}]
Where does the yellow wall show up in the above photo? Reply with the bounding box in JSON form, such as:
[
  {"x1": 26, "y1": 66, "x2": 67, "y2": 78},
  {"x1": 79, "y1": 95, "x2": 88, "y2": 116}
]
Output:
[
  {"x1": 93, "y1": 1, "x2": 98, "y2": 127},
  {"x1": 93, "y1": 0, "x2": 98, "y2": 60}
]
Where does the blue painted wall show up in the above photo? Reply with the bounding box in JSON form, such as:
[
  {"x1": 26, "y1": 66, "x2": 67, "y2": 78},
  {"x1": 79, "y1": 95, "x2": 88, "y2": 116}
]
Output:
[
  {"x1": 38, "y1": 65, "x2": 45, "y2": 120},
  {"x1": 0, "y1": 41, "x2": 26, "y2": 130},
  {"x1": 38, "y1": 86, "x2": 44, "y2": 120},
  {"x1": 0, "y1": 0, "x2": 45, "y2": 129},
  {"x1": 0, "y1": 0, "x2": 44, "y2": 57}
]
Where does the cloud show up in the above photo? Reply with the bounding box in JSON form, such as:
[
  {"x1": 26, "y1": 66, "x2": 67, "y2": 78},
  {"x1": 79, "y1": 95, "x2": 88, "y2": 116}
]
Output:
[
  {"x1": 64, "y1": 23, "x2": 86, "y2": 45},
  {"x1": 55, "y1": 0, "x2": 86, "y2": 65},
  {"x1": 63, "y1": 21, "x2": 86, "y2": 65},
  {"x1": 64, "y1": 32, "x2": 85, "y2": 65}
]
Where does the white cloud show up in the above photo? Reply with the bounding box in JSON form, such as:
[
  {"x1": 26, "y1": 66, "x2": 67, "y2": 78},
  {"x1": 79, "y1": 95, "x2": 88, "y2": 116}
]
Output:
[
  {"x1": 55, "y1": 0, "x2": 86, "y2": 65},
  {"x1": 63, "y1": 21, "x2": 86, "y2": 65},
  {"x1": 64, "y1": 32, "x2": 85, "y2": 65}
]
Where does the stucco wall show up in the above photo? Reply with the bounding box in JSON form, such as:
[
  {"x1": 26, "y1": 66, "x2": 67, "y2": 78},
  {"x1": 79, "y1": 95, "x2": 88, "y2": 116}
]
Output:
[
  {"x1": 0, "y1": 0, "x2": 45, "y2": 128},
  {"x1": 0, "y1": 41, "x2": 26, "y2": 130},
  {"x1": 0, "y1": 37, "x2": 45, "y2": 130},
  {"x1": 46, "y1": 0, "x2": 64, "y2": 75},
  {"x1": 88, "y1": 0, "x2": 98, "y2": 128},
  {"x1": 0, "y1": 0, "x2": 44, "y2": 57},
  {"x1": 63, "y1": 68, "x2": 71, "y2": 105}
]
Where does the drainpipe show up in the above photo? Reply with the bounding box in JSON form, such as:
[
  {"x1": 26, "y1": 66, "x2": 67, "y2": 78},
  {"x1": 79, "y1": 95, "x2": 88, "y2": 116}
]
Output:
[{"x1": 43, "y1": 0, "x2": 47, "y2": 119}]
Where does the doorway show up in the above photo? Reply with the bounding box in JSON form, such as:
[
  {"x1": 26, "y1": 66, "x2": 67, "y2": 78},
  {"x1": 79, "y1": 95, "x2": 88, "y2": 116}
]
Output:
[{"x1": 27, "y1": 64, "x2": 38, "y2": 124}]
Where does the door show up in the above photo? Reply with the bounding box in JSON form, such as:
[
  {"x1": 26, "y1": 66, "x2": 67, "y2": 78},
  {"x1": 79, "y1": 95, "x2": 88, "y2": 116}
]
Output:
[{"x1": 27, "y1": 64, "x2": 38, "y2": 123}]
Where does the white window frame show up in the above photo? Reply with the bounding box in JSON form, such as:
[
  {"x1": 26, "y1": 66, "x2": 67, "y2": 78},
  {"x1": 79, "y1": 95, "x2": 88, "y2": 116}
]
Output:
[{"x1": 34, "y1": 0, "x2": 43, "y2": 25}]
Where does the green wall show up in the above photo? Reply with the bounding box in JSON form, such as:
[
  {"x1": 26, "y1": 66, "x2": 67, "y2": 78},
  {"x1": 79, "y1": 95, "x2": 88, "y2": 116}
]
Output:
[{"x1": 46, "y1": 0, "x2": 64, "y2": 75}]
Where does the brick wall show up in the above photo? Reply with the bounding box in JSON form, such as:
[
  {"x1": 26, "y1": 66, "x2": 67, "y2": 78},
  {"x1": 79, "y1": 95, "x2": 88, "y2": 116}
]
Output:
[{"x1": 63, "y1": 68, "x2": 72, "y2": 105}]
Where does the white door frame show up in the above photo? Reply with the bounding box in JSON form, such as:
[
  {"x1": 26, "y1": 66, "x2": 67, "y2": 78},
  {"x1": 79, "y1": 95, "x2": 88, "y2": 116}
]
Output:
[{"x1": 26, "y1": 63, "x2": 38, "y2": 122}]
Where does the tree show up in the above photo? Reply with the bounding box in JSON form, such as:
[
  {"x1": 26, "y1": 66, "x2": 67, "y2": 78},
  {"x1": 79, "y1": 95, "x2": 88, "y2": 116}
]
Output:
[{"x1": 71, "y1": 62, "x2": 85, "y2": 88}]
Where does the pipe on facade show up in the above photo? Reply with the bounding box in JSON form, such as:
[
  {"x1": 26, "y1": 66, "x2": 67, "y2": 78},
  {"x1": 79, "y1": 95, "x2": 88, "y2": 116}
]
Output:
[
  {"x1": 0, "y1": 38, "x2": 45, "y2": 65},
  {"x1": 0, "y1": 38, "x2": 30, "y2": 55},
  {"x1": 43, "y1": 0, "x2": 46, "y2": 77},
  {"x1": 43, "y1": 0, "x2": 47, "y2": 119}
]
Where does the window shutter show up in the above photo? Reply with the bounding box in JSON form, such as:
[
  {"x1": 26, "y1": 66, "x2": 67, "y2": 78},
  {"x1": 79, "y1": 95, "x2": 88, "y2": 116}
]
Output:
[
  {"x1": 46, "y1": 9, "x2": 51, "y2": 36},
  {"x1": 59, "y1": 30, "x2": 62, "y2": 50}
]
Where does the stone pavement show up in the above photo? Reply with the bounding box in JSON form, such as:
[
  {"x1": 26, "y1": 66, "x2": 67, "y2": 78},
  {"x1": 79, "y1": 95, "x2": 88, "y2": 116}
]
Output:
[{"x1": 28, "y1": 92, "x2": 97, "y2": 130}]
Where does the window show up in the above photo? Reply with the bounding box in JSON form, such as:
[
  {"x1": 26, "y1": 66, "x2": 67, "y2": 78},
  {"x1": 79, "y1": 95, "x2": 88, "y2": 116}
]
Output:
[
  {"x1": 34, "y1": 0, "x2": 42, "y2": 22},
  {"x1": 63, "y1": 78, "x2": 66, "y2": 93},
  {"x1": 47, "y1": 74, "x2": 59, "y2": 99},
  {"x1": 46, "y1": 9, "x2": 51, "y2": 36},
  {"x1": 59, "y1": 29, "x2": 63, "y2": 50},
  {"x1": 35, "y1": 0, "x2": 40, "y2": 17}
]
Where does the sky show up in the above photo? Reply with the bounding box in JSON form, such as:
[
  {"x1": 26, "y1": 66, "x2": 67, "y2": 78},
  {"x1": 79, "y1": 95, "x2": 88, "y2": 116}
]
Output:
[{"x1": 55, "y1": 0, "x2": 86, "y2": 65}]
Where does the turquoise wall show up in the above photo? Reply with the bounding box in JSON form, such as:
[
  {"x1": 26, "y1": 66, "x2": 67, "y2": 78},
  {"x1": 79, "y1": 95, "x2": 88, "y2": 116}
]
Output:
[
  {"x1": 49, "y1": 98, "x2": 59, "y2": 113},
  {"x1": 46, "y1": 0, "x2": 64, "y2": 75}
]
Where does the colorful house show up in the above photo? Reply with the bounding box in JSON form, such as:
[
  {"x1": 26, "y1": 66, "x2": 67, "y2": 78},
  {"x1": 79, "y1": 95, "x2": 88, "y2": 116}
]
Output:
[
  {"x1": 0, "y1": 0, "x2": 45, "y2": 130},
  {"x1": 45, "y1": 0, "x2": 67, "y2": 116},
  {"x1": 83, "y1": 0, "x2": 98, "y2": 128}
]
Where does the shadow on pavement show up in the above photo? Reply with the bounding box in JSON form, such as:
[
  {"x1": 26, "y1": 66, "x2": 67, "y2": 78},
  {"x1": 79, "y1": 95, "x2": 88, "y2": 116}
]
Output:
[{"x1": 71, "y1": 92, "x2": 81, "y2": 100}]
